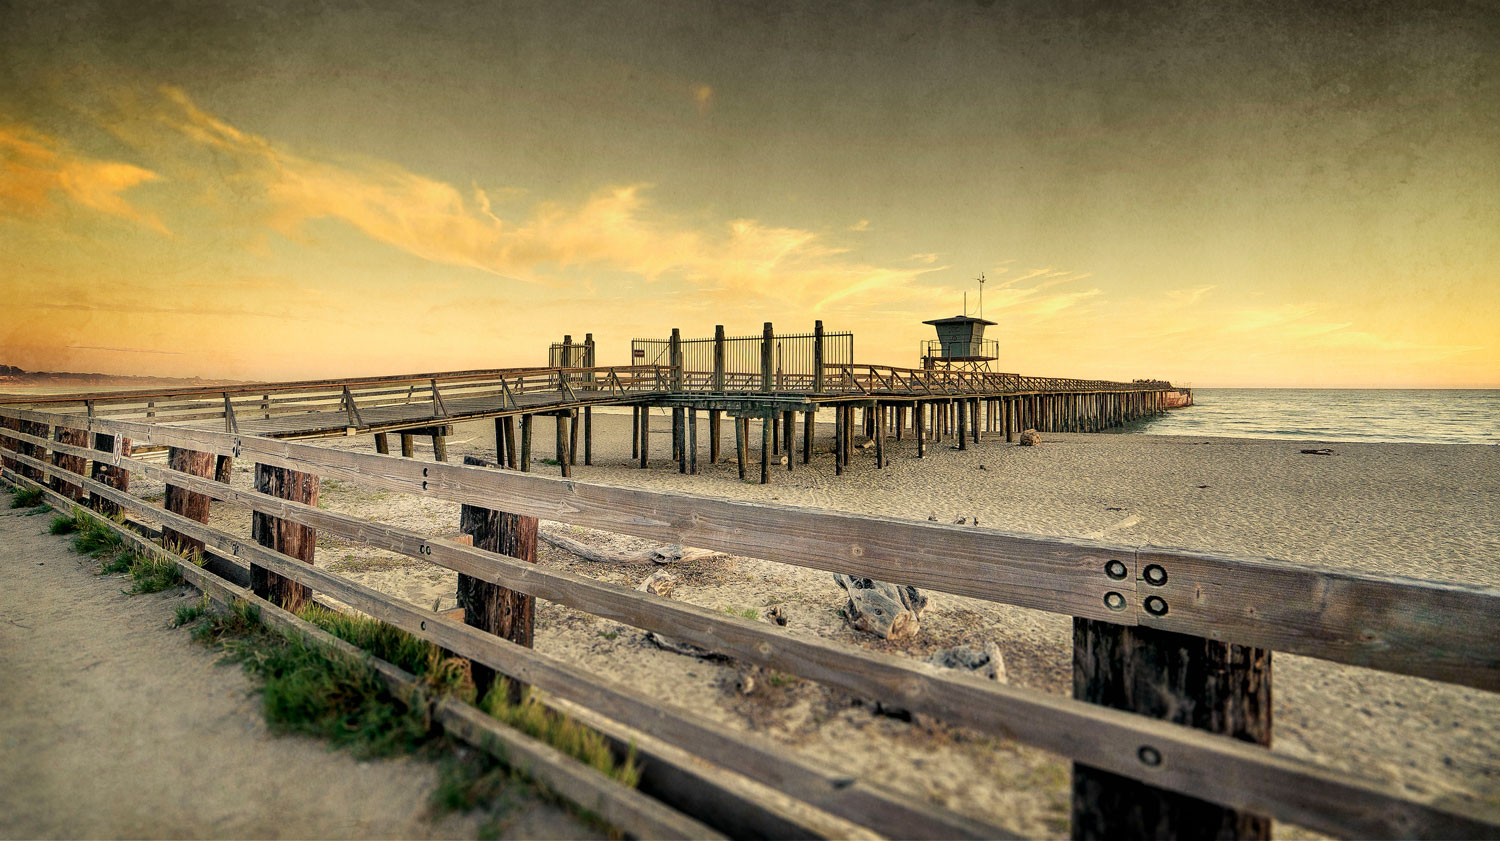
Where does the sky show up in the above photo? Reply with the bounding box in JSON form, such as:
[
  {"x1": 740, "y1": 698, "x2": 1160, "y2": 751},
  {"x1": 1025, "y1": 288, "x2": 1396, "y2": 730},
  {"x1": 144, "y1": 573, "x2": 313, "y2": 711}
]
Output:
[{"x1": 1, "y1": 0, "x2": 1496, "y2": 387}]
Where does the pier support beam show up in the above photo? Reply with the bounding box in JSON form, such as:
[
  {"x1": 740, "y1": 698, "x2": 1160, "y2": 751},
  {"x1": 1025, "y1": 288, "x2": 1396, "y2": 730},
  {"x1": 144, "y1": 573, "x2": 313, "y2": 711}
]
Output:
[
  {"x1": 521, "y1": 415, "x2": 533, "y2": 472},
  {"x1": 375, "y1": 432, "x2": 390, "y2": 455},
  {"x1": 710, "y1": 409, "x2": 722, "y2": 463},
  {"x1": 503, "y1": 417, "x2": 518, "y2": 469},
  {"x1": 400, "y1": 433, "x2": 415, "y2": 458},
  {"x1": 834, "y1": 406, "x2": 845, "y2": 475},
  {"x1": 803, "y1": 409, "x2": 814, "y2": 465},
  {"x1": 957, "y1": 400, "x2": 968, "y2": 450},
  {"x1": 638, "y1": 409, "x2": 648, "y2": 469},
  {"x1": 735, "y1": 417, "x2": 748, "y2": 481},
  {"x1": 571, "y1": 408, "x2": 581, "y2": 466},
  {"x1": 784, "y1": 411, "x2": 795, "y2": 472},
  {"x1": 916, "y1": 402, "x2": 926, "y2": 458},
  {"x1": 555, "y1": 413, "x2": 571, "y2": 477},
  {"x1": 689, "y1": 409, "x2": 698, "y2": 475},
  {"x1": 760, "y1": 414, "x2": 772, "y2": 484},
  {"x1": 631, "y1": 407, "x2": 640, "y2": 460}
]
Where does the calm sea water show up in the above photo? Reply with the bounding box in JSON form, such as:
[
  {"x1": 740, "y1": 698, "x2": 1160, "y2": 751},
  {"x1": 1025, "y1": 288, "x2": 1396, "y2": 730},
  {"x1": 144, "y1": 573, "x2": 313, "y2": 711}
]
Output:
[{"x1": 1133, "y1": 389, "x2": 1500, "y2": 446}]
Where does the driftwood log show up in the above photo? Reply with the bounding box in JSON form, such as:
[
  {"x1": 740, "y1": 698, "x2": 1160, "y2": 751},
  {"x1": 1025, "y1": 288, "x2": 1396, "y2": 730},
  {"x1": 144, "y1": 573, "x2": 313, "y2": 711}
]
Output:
[
  {"x1": 833, "y1": 574, "x2": 928, "y2": 640},
  {"x1": 636, "y1": 571, "x2": 725, "y2": 659},
  {"x1": 540, "y1": 527, "x2": 719, "y2": 565},
  {"x1": 927, "y1": 642, "x2": 1007, "y2": 683}
]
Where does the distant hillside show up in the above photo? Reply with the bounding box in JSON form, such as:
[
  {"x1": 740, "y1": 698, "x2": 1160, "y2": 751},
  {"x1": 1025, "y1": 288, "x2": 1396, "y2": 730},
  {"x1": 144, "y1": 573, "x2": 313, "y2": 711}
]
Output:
[{"x1": 0, "y1": 365, "x2": 244, "y2": 390}]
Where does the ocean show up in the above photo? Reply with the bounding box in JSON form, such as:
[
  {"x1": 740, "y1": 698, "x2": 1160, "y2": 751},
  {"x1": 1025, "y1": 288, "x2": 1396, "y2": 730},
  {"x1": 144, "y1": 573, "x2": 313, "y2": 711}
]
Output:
[{"x1": 1133, "y1": 389, "x2": 1500, "y2": 446}]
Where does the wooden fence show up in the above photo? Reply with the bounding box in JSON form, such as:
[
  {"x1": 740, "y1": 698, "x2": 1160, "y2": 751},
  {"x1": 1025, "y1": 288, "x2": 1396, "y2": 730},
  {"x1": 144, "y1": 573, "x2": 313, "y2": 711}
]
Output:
[{"x1": 2, "y1": 404, "x2": 1496, "y2": 840}]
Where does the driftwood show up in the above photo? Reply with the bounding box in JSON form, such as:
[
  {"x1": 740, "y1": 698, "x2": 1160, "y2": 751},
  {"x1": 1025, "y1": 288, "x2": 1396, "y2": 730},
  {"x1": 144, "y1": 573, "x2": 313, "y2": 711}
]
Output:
[
  {"x1": 637, "y1": 571, "x2": 725, "y2": 659},
  {"x1": 540, "y1": 526, "x2": 720, "y2": 565},
  {"x1": 833, "y1": 574, "x2": 928, "y2": 640},
  {"x1": 927, "y1": 642, "x2": 1007, "y2": 683}
]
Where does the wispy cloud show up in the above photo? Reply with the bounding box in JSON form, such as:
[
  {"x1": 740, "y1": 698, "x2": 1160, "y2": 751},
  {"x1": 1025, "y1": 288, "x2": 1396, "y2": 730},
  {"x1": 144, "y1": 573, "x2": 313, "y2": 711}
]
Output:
[
  {"x1": 88, "y1": 86, "x2": 947, "y2": 314},
  {"x1": 0, "y1": 126, "x2": 167, "y2": 233}
]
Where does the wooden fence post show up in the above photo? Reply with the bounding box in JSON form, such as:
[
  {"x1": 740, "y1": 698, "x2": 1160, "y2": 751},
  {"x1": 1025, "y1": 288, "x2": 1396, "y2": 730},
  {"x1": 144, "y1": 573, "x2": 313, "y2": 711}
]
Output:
[
  {"x1": 162, "y1": 447, "x2": 215, "y2": 553},
  {"x1": 1072, "y1": 620, "x2": 1272, "y2": 840},
  {"x1": 20, "y1": 420, "x2": 49, "y2": 482},
  {"x1": 89, "y1": 433, "x2": 130, "y2": 516},
  {"x1": 250, "y1": 463, "x2": 319, "y2": 613},
  {"x1": 459, "y1": 455, "x2": 539, "y2": 702},
  {"x1": 51, "y1": 425, "x2": 89, "y2": 502},
  {"x1": 0, "y1": 416, "x2": 15, "y2": 471}
]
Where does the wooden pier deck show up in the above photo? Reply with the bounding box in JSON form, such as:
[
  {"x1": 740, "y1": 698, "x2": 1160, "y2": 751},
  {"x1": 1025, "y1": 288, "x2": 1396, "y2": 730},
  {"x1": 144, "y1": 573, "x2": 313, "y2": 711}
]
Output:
[{"x1": 0, "y1": 326, "x2": 1193, "y2": 484}]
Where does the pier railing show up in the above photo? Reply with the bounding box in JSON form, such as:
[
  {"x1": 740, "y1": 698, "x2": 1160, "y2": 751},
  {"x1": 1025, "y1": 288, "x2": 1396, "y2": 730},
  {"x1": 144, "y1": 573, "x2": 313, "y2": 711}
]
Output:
[
  {"x1": 1, "y1": 403, "x2": 1496, "y2": 840},
  {"x1": 0, "y1": 365, "x2": 674, "y2": 439}
]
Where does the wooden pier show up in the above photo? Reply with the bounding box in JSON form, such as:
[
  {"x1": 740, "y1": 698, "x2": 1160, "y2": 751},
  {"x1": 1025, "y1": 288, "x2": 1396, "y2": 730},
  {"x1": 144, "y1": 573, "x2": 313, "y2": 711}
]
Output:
[{"x1": 0, "y1": 322, "x2": 1192, "y2": 485}]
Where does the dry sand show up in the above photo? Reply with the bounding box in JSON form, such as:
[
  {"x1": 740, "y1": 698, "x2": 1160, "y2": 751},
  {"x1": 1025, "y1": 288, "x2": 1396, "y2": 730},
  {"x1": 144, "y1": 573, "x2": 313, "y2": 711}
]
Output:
[
  {"x1": 0, "y1": 507, "x2": 592, "y2": 840},
  {"x1": 121, "y1": 408, "x2": 1500, "y2": 837}
]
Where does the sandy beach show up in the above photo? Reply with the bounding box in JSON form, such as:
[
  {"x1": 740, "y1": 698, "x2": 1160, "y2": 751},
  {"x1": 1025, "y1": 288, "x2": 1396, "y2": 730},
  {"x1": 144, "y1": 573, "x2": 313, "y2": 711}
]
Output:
[{"x1": 130, "y1": 408, "x2": 1499, "y2": 837}]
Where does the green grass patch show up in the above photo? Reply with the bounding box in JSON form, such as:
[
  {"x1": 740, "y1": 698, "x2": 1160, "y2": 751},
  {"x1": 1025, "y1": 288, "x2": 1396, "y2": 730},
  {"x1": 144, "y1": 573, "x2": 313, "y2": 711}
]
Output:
[
  {"x1": 198, "y1": 605, "x2": 435, "y2": 758},
  {"x1": 48, "y1": 513, "x2": 79, "y2": 534},
  {"x1": 295, "y1": 603, "x2": 474, "y2": 700},
  {"x1": 73, "y1": 514, "x2": 128, "y2": 561},
  {"x1": 125, "y1": 553, "x2": 183, "y2": 593},
  {"x1": 481, "y1": 678, "x2": 639, "y2": 789},
  {"x1": 173, "y1": 595, "x2": 210, "y2": 627},
  {"x1": 181, "y1": 596, "x2": 636, "y2": 829},
  {"x1": 10, "y1": 486, "x2": 44, "y2": 508}
]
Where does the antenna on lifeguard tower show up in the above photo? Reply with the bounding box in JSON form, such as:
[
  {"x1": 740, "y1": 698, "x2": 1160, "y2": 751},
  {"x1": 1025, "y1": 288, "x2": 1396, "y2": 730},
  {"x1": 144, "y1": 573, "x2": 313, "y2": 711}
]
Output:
[{"x1": 976, "y1": 272, "x2": 986, "y2": 320}]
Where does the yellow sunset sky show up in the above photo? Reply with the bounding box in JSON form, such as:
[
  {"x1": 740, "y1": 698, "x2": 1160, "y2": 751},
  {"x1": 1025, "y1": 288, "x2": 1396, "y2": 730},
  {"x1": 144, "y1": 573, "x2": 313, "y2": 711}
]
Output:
[{"x1": 1, "y1": 1, "x2": 1496, "y2": 387}]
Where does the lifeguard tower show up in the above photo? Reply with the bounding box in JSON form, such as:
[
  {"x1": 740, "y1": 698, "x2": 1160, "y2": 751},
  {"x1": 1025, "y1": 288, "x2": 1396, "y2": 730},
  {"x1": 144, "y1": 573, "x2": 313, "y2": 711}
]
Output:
[{"x1": 920, "y1": 314, "x2": 997, "y2": 371}]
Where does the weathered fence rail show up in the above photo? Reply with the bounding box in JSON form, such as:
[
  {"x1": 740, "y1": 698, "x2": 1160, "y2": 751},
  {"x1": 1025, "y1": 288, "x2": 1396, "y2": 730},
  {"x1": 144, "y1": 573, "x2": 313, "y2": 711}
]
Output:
[{"x1": 4, "y1": 405, "x2": 1495, "y2": 839}]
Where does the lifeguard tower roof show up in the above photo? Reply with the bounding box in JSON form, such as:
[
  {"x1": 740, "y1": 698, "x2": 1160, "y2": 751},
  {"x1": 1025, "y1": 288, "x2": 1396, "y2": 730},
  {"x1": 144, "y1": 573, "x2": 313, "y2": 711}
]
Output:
[{"x1": 922, "y1": 314, "x2": 997, "y2": 328}]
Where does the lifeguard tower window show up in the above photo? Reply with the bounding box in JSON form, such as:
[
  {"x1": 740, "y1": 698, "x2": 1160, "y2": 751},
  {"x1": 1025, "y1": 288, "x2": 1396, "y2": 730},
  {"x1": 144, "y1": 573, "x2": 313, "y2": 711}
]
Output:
[{"x1": 921, "y1": 314, "x2": 998, "y2": 370}]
